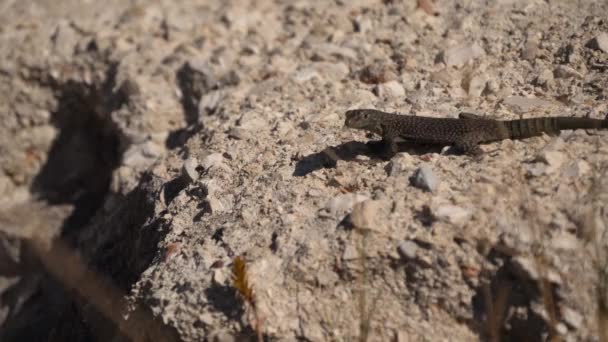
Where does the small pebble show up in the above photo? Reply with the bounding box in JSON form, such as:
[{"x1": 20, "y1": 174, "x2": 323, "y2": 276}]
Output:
[
  {"x1": 588, "y1": 32, "x2": 608, "y2": 53},
  {"x1": 359, "y1": 61, "x2": 398, "y2": 84},
  {"x1": 397, "y1": 240, "x2": 419, "y2": 260},
  {"x1": 410, "y1": 164, "x2": 439, "y2": 192},
  {"x1": 503, "y1": 96, "x2": 553, "y2": 114},
  {"x1": 433, "y1": 205, "x2": 472, "y2": 225},
  {"x1": 342, "y1": 245, "x2": 358, "y2": 260},
  {"x1": 561, "y1": 307, "x2": 583, "y2": 330},
  {"x1": 350, "y1": 200, "x2": 382, "y2": 230},
  {"x1": 553, "y1": 65, "x2": 582, "y2": 79},
  {"x1": 440, "y1": 43, "x2": 485, "y2": 67},
  {"x1": 182, "y1": 157, "x2": 200, "y2": 182},
  {"x1": 324, "y1": 193, "x2": 369, "y2": 218},
  {"x1": 374, "y1": 80, "x2": 405, "y2": 98}
]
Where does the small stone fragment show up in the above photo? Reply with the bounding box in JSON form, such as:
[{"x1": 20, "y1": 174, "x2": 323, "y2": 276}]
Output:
[
  {"x1": 588, "y1": 32, "x2": 608, "y2": 53},
  {"x1": 521, "y1": 39, "x2": 539, "y2": 61},
  {"x1": 199, "y1": 89, "x2": 224, "y2": 115},
  {"x1": 201, "y1": 153, "x2": 227, "y2": 171},
  {"x1": 536, "y1": 150, "x2": 566, "y2": 171},
  {"x1": 212, "y1": 269, "x2": 227, "y2": 285},
  {"x1": 502, "y1": 96, "x2": 553, "y2": 114},
  {"x1": 324, "y1": 193, "x2": 369, "y2": 218},
  {"x1": 466, "y1": 74, "x2": 488, "y2": 97},
  {"x1": 342, "y1": 245, "x2": 358, "y2": 261},
  {"x1": 535, "y1": 68, "x2": 554, "y2": 87},
  {"x1": 315, "y1": 62, "x2": 350, "y2": 81},
  {"x1": 385, "y1": 153, "x2": 415, "y2": 176},
  {"x1": 553, "y1": 65, "x2": 582, "y2": 79},
  {"x1": 434, "y1": 205, "x2": 472, "y2": 225},
  {"x1": 51, "y1": 20, "x2": 79, "y2": 58},
  {"x1": 561, "y1": 307, "x2": 583, "y2": 330},
  {"x1": 410, "y1": 164, "x2": 439, "y2": 192},
  {"x1": 212, "y1": 330, "x2": 236, "y2": 342},
  {"x1": 511, "y1": 255, "x2": 562, "y2": 285},
  {"x1": 311, "y1": 43, "x2": 357, "y2": 61},
  {"x1": 353, "y1": 16, "x2": 372, "y2": 33},
  {"x1": 359, "y1": 61, "x2": 398, "y2": 84},
  {"x1": 551, "y1": 232, "x2": 579, "y2": 251},
  {"x1": 439, "y1": 43, "x2": 485, "y2": 67},
  {"x1": 316, "y1": 269, "x2": 338, "y2": 287},
  {"x1": 524, "y1": 162, "x2": 548, "y2": 177},
  {"x1": 182, "y1": 157, "x2": 199, "y2": 182},
  {"x1": 374, "y1": 80, "x2": 405, "y2": 98},
  {"x1": 350, "y1": 200, "x2": 382, "y2": 230},
  {"x1": 561, "y1": 160, "x2": 590, "y2": 178},
  {"x1": 397, "y1": 240, "x2": 419, "y2": 260},
  {"x1": 395, "y1": 330, "x2": 410, "y2": 342}
]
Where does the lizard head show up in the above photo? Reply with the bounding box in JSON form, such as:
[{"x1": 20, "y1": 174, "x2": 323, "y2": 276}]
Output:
[{"x1": 344, "y1": 109, "x2": 384, "y2": 135}]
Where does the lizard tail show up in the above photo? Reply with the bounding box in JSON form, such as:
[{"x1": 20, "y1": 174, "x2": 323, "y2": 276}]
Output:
[{"x1": 506, "y1": 117, "x2": 607, "y2": 139}]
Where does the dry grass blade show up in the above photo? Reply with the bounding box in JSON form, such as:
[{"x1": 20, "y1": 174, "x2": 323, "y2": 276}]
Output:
[
  {"x1": 232, "y1": 256, "x2": 255, "y2": 305},
  {"x1": 231, "y1": 256, "x2": 263, "y2": 342},
  {"x1": 27, "y1": 238, "x2": 180, "y2": 342},
  {"x1": 483, "y1": 280, "x2": 511, "y2": 342}
]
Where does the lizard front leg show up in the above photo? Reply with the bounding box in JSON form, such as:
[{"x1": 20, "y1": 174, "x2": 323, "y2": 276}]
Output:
[{"x1": 381, "y1": 133, "x2": 399, "y2": 159}]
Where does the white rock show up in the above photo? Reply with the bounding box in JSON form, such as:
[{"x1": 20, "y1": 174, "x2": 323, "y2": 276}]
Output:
[
  {"x1": 198, "y1": 89, "x2": 224, "y2": 115},
  {"x1": 536, "y1": 150, "x2": 566, "y2": 172},
  {"x1": 123, "y1": 142, "x2": 162, "y2": 168},
  {"x1": 212, "y1": 269, "x2": 227, "y2": 285},
  {"x1": 51, "y1": 20, "x2": 79, "y2": 58},
  {"x1": 524, "y1": 162, "x2": 548, "y2": 177},
  {"x1": 311, "y1": 43, "x2": 357, "y2": 61},
  {"x1": 201, "y1": 153, "x2": 225, "y2": 171},
  {"x1": 324, "y1": 193, "x2": 369, "y2": 217},
  {"x1": 467, "y1": 74, "x2": 488, "y2": 97},
  {"x1": 237, "y1": 110, "x2": 267, "y2": 131},
  {"x1": 206, "y1": 197, "x2": 227, "y2": 213},
  {"x1": 342, "y1": 245, "x2": 358, "y2": 260},
  {"x1": 440, "y1": 43, "x2": 485, "y2": 67},
  {"x1": 182, "y1": 157, "x2": 199, "y2": 181},
  {"x1": 536, "y1": 68, "x2": 554, "y2": 86},
  {"x1": 375, "y1": 80, "x2": 405, "y2": 98},
  {"x1": 551, "y1": 232, "x2": 579, "y2": 251},
  {"x1": 350, "y1": 200, "x2": 382, "y2": 230},
  {"x1": 553, "y1": 65, "x2": 582, "y2": 79},
  {"x1": 503, "y1": 96, "x2": 553, "y2": 114},
  {"x1": 434, "y1": 205, "x2": 472, "y2": 225},
  {"x1": 411, "y1": 164, "x2": 439, "y2": 192},
  {"x1": 512, "y1": 255, "x2": 562, "y2": 285},
  {"x1": 397, "y1": 240, "x2": 419, "y2": 260},
  {"x1": 385, "y1": 153, "x2": 416, "y2": 176},
  {"x1": 315, "y1": 62, "x2": 350, "y2": 82},
  {"x1": 292, "y1": 67, "x2": 319, "y2": 83},
  {"x1": 561, "y1": 307, "x2": 583, "y2": 329},
  {"x1": 589, "y1": 32, "x2": 608, "y2": 53},
  {"x1": 561, "y1": 160, "x2": 591, "y2": 177}
]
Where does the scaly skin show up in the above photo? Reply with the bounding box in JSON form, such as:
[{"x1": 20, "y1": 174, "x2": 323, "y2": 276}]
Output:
[{"x1": 344, "y1": 109, "x2": 608, "y2": 156}]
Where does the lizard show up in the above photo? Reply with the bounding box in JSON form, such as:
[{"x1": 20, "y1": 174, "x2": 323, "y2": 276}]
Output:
[{"x1": 344, "y1": 108, "x2": 608, "y2": 156}]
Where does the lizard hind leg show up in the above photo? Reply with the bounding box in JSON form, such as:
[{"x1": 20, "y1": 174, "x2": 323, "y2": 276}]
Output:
[{"x1": 454, "y1": 137, "x2": 484, "y2": 159}]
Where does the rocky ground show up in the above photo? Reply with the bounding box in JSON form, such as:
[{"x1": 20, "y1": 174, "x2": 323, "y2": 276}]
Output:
[{"x1": 1, "y1": 0, "x2": 608, "y2": 341}]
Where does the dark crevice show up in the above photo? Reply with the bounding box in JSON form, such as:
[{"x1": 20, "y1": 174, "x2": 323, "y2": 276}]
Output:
[
  {"x1": 470, "y1": 250, "x2": 559, "y2": 341},
  {"x1": 0, "y1": 63, "x2": 181, "y2": 341},
  {"x1": 30, "y1": 63, "x2": 128, "y2": 236}
]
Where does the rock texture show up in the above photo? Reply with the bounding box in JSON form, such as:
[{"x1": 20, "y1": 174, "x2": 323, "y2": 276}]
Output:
[{"x1": 1, "y1": 0, "x2": 608, "y2": 341}]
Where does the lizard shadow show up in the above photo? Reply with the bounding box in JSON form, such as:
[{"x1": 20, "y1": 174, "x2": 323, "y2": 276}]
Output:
[{"x1": 293, "y1": 140, "x2": 442, "y2": 177}]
